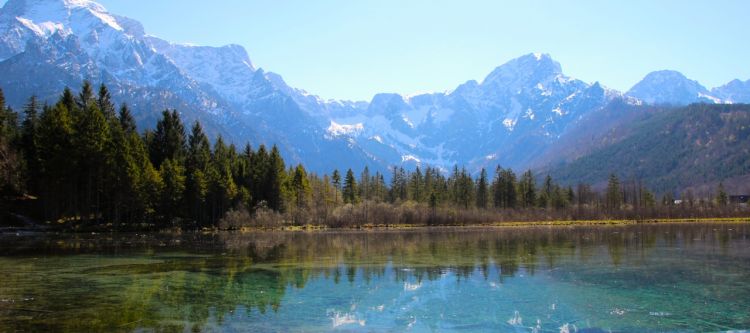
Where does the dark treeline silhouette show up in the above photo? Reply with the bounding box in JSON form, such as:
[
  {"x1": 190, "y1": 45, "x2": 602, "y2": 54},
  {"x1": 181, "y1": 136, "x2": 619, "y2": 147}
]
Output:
[{"x1": 0, "y1": 83, "x2": 746, "y2": 230}]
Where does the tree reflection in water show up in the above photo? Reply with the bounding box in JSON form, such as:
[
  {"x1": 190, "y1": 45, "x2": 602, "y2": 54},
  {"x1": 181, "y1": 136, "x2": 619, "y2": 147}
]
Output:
[{"x1": 0, "y1": 223, "x2": 748, "y2": 332}]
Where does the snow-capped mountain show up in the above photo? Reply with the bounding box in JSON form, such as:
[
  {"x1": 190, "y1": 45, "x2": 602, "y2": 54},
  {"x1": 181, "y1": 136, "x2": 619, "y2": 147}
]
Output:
[
  {"x1": 326, "y1": 53, "x2": 632, "y2": 170},
  {"x1": 712, "y1": 79, "x2": 750, "y2": 103},
  {"x1": 0, "y1": 0, "x2": 381, "y2": 173},
  {"x1": 0, "y1": 0, "x2": 747, "y2": 175},
  {"x1": 626, "y1": 70, "x2": 722, "y2": 105}
]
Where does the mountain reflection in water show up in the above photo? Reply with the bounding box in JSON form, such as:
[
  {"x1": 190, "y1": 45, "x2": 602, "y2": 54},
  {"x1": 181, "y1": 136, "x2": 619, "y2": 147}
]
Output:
[{"x1": 0, "y1": 223, "x2": 749, "y2": 332}]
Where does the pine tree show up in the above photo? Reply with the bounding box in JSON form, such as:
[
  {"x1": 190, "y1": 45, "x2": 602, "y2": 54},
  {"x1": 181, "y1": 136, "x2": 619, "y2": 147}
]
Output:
[
  {"x1": 184, "y1": 121, "x2": 211, "y2": 224},
  {"x1": 566, "y1": 186, "x2": 575, "y2": 206},
  {"x1": 0, "y1": 89, "x2": 22, "y2": 193},
  {"x1": 538, "y1": 175, "x2": 554, "y2": 208},
  {"x1": 518, "y1": 170, "x2": 536, "y2": 208},
  {"x1": 266, "y1": 145, "x2": 285, "y2": 211},
  {"x1": 360, "y1": 166, "x2": 371, "y2": 201},
  {"x1": 97, "y1": 84, "x2": 116, "y2": 120},
  {"x1": 118, "y1": 104, "x2": 137, "y2": 134},
  {"x1": 331, "y1": 169, "x2": 341, "y2": 204},
  {"x1": 606, "y1": 173, "x2": 622, "y2": 212},
  {"x1": 128, "y1": 127, "x2": 162, "y2": 221},
  {"x1": 476, "y1": 168, "x2": 489, "y2": 209},
  {"x1": 60, "y1": 87, "x2": 76, "y2": 113},
  {"x1": 0, "y1": 88, "x2": 15, "y2": 140},
  {"x1": 249, "y1": 145, "x2": 269, "y2": 208},
  {"x1": 74, "y1": 100, "x2": 111, "y2": 220},
  {"x1": 505, "y1": 169, "x2": 518, "y2": 209},
  {"x1": 550, "y1": 185, "x2": 567, "y2": 210},
  {"x1": 37, "y1": 102, "x2": 75, "y2": 219},
  {"x1": 343, "y1": 168, "x2": 358, "y2": 204},
  {"x1": 429, "y1": 191, "x2": 438, "y2": 213},
  {"x1": 373, "y1": 172, "x2": 387, "y2": 202},
  {"x1": 409, "y1": 167, "x2": 424, "y2": 202},
  {"x1": 77, "y1": 81, "x2": 95, "y2": 110},
  {"x1": 456, "y1": 167, "x2": 474, "y2": 209},
  {"x1": 208, "y1": 136, "x2": 238, "y2": 223},
  {"x1": 424, "y1": 167, "x2": 436, "y2": 203},
  {"x1": 716, "y1": 182, "x2": 728, "y2": 206},
  {"x1": 290, "y1": 164, "x2": 311, "y2": 210},
  {"x1": 228, "y1": 143, "x2": 250, "y2": 208},
  {"x1": 21, "y1": 96, "x2": 41, "y2": 195},
  {"x1": 449, "y1": 165, "x2": 460, "y2": 206},
  {"x1": 159, "y1": 158, "x2": 186, "y2": 222},
  {"x1": 105, "y1": 110, "x2": 136, "y2": 224},
  {"x1": 390, "y1": 166, "x2": 407, "y2": 202},
  {"x1": 397, "y1": 167, "x2": 408, "y2": 202},
  {"x1": 149, "y1": 109, "x2": 186, "y2": 168},
  {"x1": 0, "y1": 89, "x2": 19, "y2": 147},
  {"x1": 492, "y1": 166, "x2": 504, "y2": 208}
]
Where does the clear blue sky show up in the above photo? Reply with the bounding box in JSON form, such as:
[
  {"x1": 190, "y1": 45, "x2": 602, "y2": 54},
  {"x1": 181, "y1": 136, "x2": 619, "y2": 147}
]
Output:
[{"x1": 10, "y1": 0, "x2": 750, "y2": 101}]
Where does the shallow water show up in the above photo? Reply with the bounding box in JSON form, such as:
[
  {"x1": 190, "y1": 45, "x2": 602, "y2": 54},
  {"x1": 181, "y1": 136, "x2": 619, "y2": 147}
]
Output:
[{"x1": 0, "y1": 223, "x2": 749, "y2": 332}]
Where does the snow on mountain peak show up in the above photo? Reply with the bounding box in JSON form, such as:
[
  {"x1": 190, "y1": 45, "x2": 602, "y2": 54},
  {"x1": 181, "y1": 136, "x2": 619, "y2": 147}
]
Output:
[
  {"x1": 635, "y1": 70, "x2": 692, "y2": 85},
  {"x1": 626, "y1": 70, "x2": 719, "y2": 105},
  {"x1": 0, "y1": 0, "x2": 140, "y2": 61},
  {"x1": 4, "y1": 0, "x2": 106, "y2": 12},
  {"x1": 2, "y1": 0, "x2": 123, "y2": 34},
  {"x1": 481, "y1": 53, "x2": 563, "y2": 90}
]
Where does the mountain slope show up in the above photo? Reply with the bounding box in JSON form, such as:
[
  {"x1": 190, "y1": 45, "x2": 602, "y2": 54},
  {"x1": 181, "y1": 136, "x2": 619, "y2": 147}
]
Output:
[
  {"x1": 329, "y1": 53, "x2": 631, "y2": 170},
  {"x1": 626, "y1": 70, "x2": 721, "y2": 105},
  {"x1": 547, "y1": 103, "x2": 750, "y2": 193},
  {"x1": 1, "y1": 0, "x2": 748, "y2": 180},
  {"x1": 0, "y1": 0, "x2": 383, "y2": 174},
  {"x1": 712, "y1": 79, "x2": 750, "y2": 103},
  {"x1": 527, "y1": 99, "x2": 659, "y2": 170}
]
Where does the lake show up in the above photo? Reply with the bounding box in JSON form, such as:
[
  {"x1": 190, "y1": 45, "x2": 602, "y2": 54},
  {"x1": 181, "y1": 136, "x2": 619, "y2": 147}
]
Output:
[{"x1": 0, "y1": 223, "x2": 749, "y2": 332}]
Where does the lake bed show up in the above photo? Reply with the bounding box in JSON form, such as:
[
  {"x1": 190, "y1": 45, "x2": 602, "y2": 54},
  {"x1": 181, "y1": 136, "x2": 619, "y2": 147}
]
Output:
[{"x1": 1, "y1": 223, "x2": 749, "y2": 332}]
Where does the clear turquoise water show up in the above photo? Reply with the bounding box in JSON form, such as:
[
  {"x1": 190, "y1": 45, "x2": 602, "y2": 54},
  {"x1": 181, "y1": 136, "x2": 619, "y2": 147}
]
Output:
[{"x1": 0, "y1": 223, "x2": 749, "y2": 332}]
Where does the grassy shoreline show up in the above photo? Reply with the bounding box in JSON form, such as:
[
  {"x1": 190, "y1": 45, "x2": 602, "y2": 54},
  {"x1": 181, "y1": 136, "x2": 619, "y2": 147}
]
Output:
[
  {"x1": 2, "y1": 216, "x2": 748, "y2": 234},
  {"x1": 237, "y1": 217, "x2": 750, "y2": 232}
]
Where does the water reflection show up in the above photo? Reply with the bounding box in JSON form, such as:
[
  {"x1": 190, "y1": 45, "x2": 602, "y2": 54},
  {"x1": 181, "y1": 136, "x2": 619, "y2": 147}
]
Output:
[{"x1": 0, "y1": 223, "x2": 749, "y2": 332}]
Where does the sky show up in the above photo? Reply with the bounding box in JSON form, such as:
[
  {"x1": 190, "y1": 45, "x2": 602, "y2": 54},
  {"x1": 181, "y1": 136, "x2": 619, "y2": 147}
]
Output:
[{"x1": 6, "y1": 0, "x2": 749, "y2": 101}]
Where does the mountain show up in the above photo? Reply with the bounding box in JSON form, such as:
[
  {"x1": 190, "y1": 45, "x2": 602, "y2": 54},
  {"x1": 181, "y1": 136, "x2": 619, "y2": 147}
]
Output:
[
  {"x1": 0, "y1": 0, "x2": 747, "y2": 180},
  {"x1": 526, "y1": 99, "x2": 658, "y2": 170},
  {"x1": 626, "y1": 70, "x2": 721, "y2": 105},
  {"x1": 0, "y1": 0, "x2": 383, "y2": 174},
  {"x1": 327, "y1": 53, "x2": 634, "y2": 171},
  {"x1": 712, "y1": 79, "x2": 750, "y2": 103},
  {"x1": 546, "y1": 103, "x2": 750, "y2": 194}
]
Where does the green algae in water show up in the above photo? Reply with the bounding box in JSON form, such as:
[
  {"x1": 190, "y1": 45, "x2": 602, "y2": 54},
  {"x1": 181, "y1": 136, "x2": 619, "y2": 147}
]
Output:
[{"x1": 0, "y1": 224, "x2": 749, "y2": 332}]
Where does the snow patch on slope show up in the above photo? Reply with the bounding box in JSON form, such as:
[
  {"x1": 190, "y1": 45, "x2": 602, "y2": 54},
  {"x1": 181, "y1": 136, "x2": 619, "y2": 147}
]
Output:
[
  {"x1": 15, "y1": 17, "x2": 67, "y2": 36},
  {"x1": 401, "y1": 155, "x2": 421, "y2": 164},
  {"x1": 698, "y1": 92, "x2": 723, "y2": 104},
  {"x1": 327, "y1": 120, "x2": 364, "y2": 137}
]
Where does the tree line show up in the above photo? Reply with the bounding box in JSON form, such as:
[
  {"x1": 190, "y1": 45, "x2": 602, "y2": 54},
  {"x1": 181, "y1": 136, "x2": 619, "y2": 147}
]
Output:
[{"x1": 0, "y1": 83, "x2": 744, "y2": 230}]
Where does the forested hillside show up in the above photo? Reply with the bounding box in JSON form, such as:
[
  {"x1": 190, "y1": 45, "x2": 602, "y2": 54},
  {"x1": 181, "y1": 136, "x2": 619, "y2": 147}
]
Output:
[
  {"x1": 1, "y1": 84, "x2": 746, "y2": 229},
  {"x1": 548, "y1": 103, "x2": 750, "y2": 194}
]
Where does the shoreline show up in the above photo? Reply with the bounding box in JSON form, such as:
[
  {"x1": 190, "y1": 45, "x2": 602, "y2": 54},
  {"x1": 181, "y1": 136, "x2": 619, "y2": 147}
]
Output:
[
  {"x1": 233, "y1": 217, "x2": 750, "y2": 232},
  {"x1": 2, "y1": 217, "x2": 748, "y2": 235}
]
